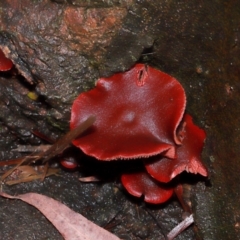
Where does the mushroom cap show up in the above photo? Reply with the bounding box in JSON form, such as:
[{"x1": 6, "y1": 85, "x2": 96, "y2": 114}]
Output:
[
  {"x1": 0, "y1": 49, "x2": 13, "y2": 71},
  {"x1": 60, "y1": 158, "x2": 78, "y2": 170},
  {"x1": 145, "y1": 114, "x2": 208, "y2": 183},
  {"x1": 121, "y1": 171, "x2": 174, "y2": 204},
  {"x1": 71, "y1": 64, "x2": 186, "y2": 160}
]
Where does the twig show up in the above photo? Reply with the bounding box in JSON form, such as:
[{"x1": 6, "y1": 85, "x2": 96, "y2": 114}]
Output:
[
  {"x1": 167, "y1": 214, "x2": 194, "y2": 240},
  {"x1": 1, "y1": 116, "x2": 96, "y2": 182}
]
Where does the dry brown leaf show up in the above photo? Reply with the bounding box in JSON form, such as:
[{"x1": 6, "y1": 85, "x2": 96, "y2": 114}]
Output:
[
  {"x1": 5, "y1": 166, "x2": 60, "y2": 185},
  {"x1": 0, "y1": 192, "x2": 120, "y2": 240},
  {"x1": 0, "y1": 157, "x2": 29, "y2": 167}
]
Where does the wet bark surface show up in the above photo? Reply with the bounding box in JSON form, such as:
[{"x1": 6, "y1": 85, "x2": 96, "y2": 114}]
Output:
[{"x1": 0, "y1": 0, "x2": 240, "y2": 239}]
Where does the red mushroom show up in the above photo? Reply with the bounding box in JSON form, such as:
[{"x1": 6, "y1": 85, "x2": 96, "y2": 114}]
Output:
[
  {"x1": 70, "y1": 64, "x2": 207, "y2": 206},
  {"x1": 121, "y1": 170, "x2": 174, "y2": 204},
  {"x1": 144, "y1": 114, "x2": 208, "y2": 183},
  {"x1": 0, "y1": 48, "x2": 13, "y2": 71},
  {"x1": 70, "y1": 64, "x2": 186, "y2": 160},
  {"x1": 60, "y1": 158, "x2": 78, "y2": 170}
]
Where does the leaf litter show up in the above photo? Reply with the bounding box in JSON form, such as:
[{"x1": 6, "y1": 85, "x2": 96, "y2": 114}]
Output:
[
  {"x1": 0, "y1": 192, "x2": 120, "y2": 240},
  {"x1": 0, "y1": 114, "x2": 195, "y2": 239},
  {"x1": 0, "y1": 116, "x2": 96, "y2": 183}
]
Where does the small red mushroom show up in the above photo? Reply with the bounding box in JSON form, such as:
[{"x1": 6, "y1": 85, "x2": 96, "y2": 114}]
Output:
[
  {"x1": 0, "y1": 48, "x2": 13, "y2": 71},
  {"x1": 60, "y1": 158, "x2": 78, "y2": 170},
  {"x1": 121, "y1": 171, "x2": 174, "y2": 204},
  {"x1": 57, "y1": 144, "x2": 88, "y2": 171},
  {"x1": 144, "y1": 114, "x2": 208, "y2": 183},
  {"x1": 70, "y1": 64, "x2": 186, "y2": 160}
]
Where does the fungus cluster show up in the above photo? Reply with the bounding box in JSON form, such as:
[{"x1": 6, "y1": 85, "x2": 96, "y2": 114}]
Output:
[{"x1": 69, "y1": 63, "x2": 208, "y2": 205}]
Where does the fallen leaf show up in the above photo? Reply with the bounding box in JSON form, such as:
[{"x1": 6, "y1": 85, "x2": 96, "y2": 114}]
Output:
[
  {"x1": 4, "y1": 166, "x2": 59, "y2": 185},
  {"x1": 0, "y1": 192, "x2": 120, "y2": 240},
  {"x1": 0, "y1": 157, "x2": 30, "y2": 167}
]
